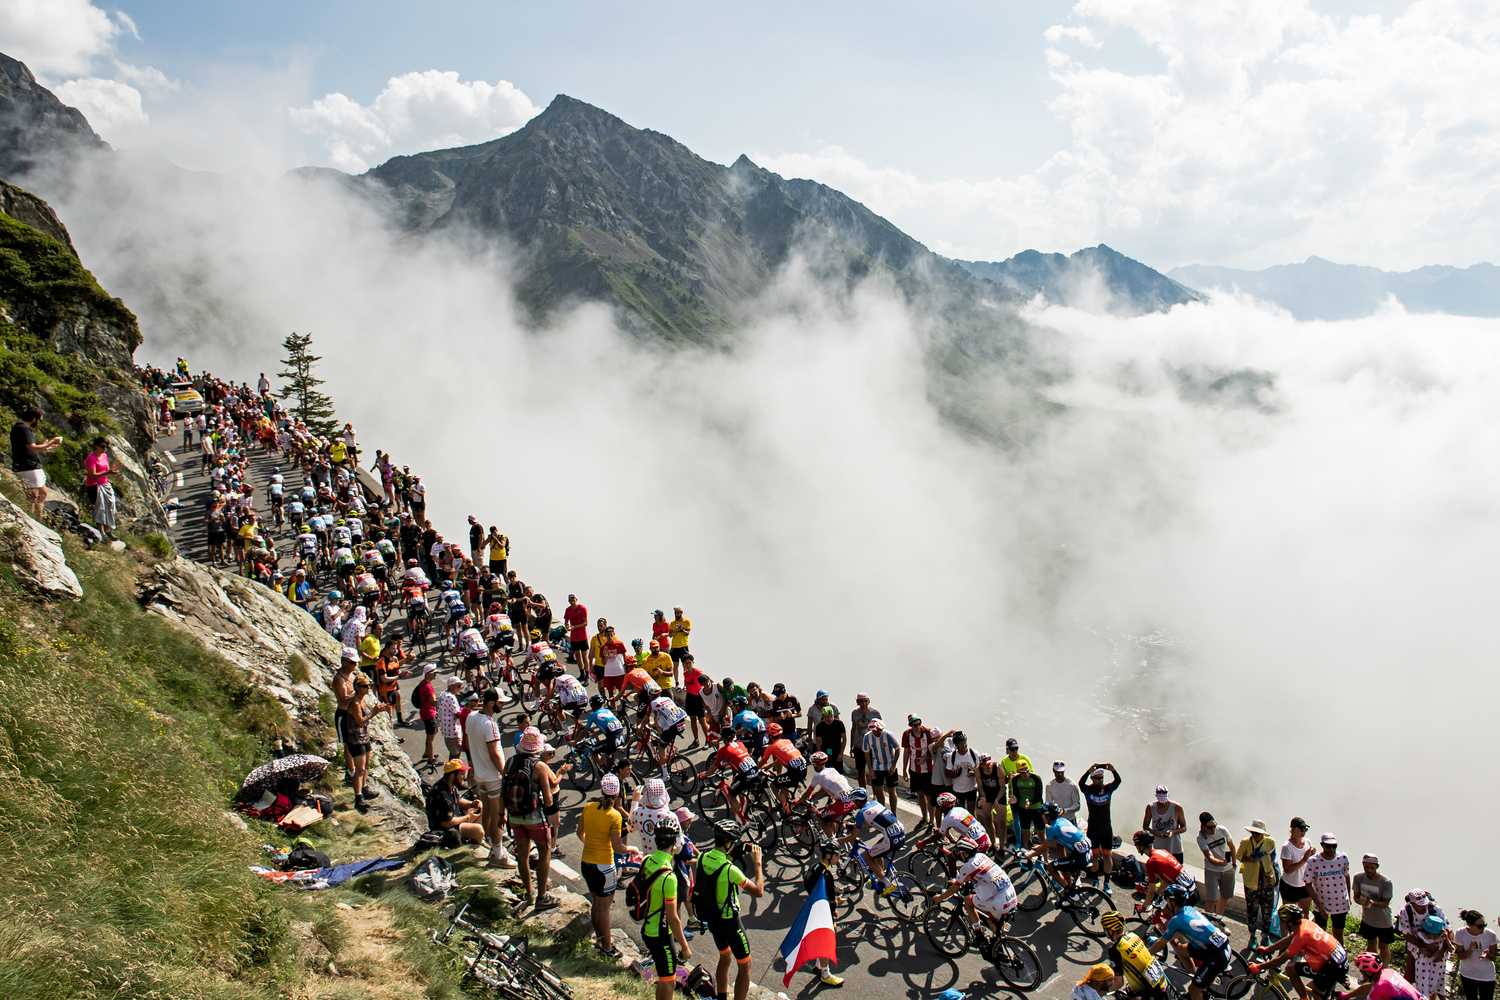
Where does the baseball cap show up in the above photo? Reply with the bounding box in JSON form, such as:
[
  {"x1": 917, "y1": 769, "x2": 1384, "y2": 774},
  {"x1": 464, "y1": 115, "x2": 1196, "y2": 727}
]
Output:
[
  {"x1": 772, "y1": 683, "x2": 786, "y2": 695},
  {"x1": 1320, "y1": 833, "x2": 1337, "y2": 845},
  {"x1": 423, "y1": 663, "x2": 437, "y2": 675},
  {"x1": 444, "y1": 759, "x2": 469, "y2": 774},
  {"x1": 1005, "y1": 737, "x2": 1019, "y2": 749},
  {"x1": 1363, "y1": 854, "x2": 1379, "y2": 865},
  {"x1": 1091, "y1": 768, "x2": 1107, "y2": 780},
  {"x1": 672, "y1": 605, "x2": 683, "y2": 612},
  {"x1": 653, "y1": 609, "x2": 664, "y2": 616},
  {"x1": 601, "y1": 773, "x2": 621, "y2": 796},
  {"x1": 815, "y1": 689, "x2": 828, "y2": 698},
  {"x1": 648, "y1": 639, "x2": 660, "y2": 649},
  {"x1": 1053, "y1": 761, "x2": 1066, "y2": 771}
]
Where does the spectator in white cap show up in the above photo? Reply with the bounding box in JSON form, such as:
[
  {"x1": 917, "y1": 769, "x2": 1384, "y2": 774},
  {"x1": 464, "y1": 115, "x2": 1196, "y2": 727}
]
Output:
[
  {"x1": 1352, "y1": 853, "x2": 1395, "y2": 965},
  {"x1": 332, "y1": 647, "x2": 360, "y2": 779},
  {"x1": 1304, "y1": 832, "x2": 1351, "y2": 942},
  {"x1": 1044, "y1": 760, "x2": 1081, "y2": 824},
  {"x1": 577, "y1": 773, "x2": 637, "y2": 958},
  {"x1": 1143, "y1": 784, "x2": 1187, "y2": 863},
  {"x1": 412, "y1": 662, "x2": 440, "y2": 766}
]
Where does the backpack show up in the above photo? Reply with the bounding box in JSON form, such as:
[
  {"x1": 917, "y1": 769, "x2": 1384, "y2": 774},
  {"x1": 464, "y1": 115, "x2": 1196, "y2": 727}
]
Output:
[
  {"x1": 284, "y1": 845, "x2": 330, "y2": 871},
  {"x1": 411, "y1": 854, "x2": 455, "y2": 900},
  {"x1": 693, "y1": 855, "x2": 732, "y2": 921},
  {"x1": 502, "y1": 754, "x2": 539, "y2": 816},
  {"x1": 626, "y1": 861, "x2": 670, "y2": 923}
]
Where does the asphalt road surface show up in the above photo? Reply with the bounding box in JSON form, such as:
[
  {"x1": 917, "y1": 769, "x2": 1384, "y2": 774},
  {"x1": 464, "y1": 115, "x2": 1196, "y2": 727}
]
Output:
[{"x1": 154, "y1": 432, "x2": 1254, "y2": 1000}]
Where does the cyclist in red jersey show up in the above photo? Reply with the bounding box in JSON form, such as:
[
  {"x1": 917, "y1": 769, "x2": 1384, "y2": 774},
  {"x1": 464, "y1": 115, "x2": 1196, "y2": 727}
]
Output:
[
  {"x1": 1134, "y1": 831, "x2": 1201, "y2": 909},
  {"x1": 1252, "y1": 904, "x2": 1351, "y2": 1000}
]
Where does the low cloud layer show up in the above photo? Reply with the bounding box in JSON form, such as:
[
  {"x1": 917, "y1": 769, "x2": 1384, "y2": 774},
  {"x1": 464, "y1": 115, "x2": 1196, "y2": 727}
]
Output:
[{"x1": 34, "y1": 150, "x2": 1500, "y2": 907}]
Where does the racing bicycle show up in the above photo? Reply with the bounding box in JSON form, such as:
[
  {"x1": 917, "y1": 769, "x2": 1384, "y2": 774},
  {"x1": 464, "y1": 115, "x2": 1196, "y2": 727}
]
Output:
[{"x1": 922, "y1": 897, "x2": 1043, "y2": 991}]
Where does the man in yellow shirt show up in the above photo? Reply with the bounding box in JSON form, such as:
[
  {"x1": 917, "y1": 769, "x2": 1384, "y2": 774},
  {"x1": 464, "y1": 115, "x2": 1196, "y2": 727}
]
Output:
[
  {"x1": 668, "y1": 605, "x2": 691, "y2": 683},
  {"x1": 642, "y1": 641, "x2": 675, "y2": 690},
  {"x1": 327, "y1": 438, "x2": 348, "y2": 467}
]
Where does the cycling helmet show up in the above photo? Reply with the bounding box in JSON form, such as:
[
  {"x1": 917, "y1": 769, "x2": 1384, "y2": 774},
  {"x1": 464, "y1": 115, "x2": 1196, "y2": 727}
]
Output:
[
  {"x1": 951, "y1": 837, "x2": 980, "y2": 859},
  {"x1": 1354, "y1": 953, "x2": 1383, "y2": 978},
  {"x1": 1100, "y1": 911, "x2": 1126, "y2": 934},
  {"x1": 441, "y1": 580, "x2": 454, "y2": 589},
  {"x1": 589, "y1": 695, "x2": 605, "y2": 710},
  {"x1": 732, "y1": 695, "x2": 748, "y2": 709},
  {"x1": 766, "y1": 722, "x2": 783, "y2": 739},
  {"x1": 488, "y1": 601, "x2": 501, "y2": 611},
  {"x1": 1278, "y1": 903, "x2": 1305, "y2": 924},
  {"x1": 272, "y1": 467, "x2": 280, "y2": 473},
  {"x1": 327, "y1": 590, "x2": 342, "y2": 600},
  {"x1": 1163, "y1": 884, "x2": 1190, "y2": 904},
  {"x1": 460, "y1": 616, "x2": 473, "y2": 627},
  {"x1": 406, "y1": 558, "x2": 418, "y2": 567},
  {"x1": 936, "y1": 792, "x2": 957, "y2": 810},
  {"x1": 714, "y1": 820, "x2": 742, "y2": 845},
  {"x1": 850, "y1": 787, "x2": 869, "y2": 802},
  {"x1": 810, "y1": 752, "x2": 829, "y2": 766},
  {"x1": 1132, "y1": 830, "x2": 1155, "y2": 852},
  {"x1": 631, "y1": 637, "x2": 644, "y2": 648},
  {"x1": 530, "y1": 629, "x2": 542, "y2": 639},
  {"x1": 337, "y1": 518, "x2": 346, "y2": 525},
  {"x1": 817, "y1": 837, "x2": 840, "y2": 857},
  {"x1": 653, "y1": 819, "x2": 680, "y2": 849},
  {"x1": 1042, "y1": 802, "x2": 1062, "y2": 819}
]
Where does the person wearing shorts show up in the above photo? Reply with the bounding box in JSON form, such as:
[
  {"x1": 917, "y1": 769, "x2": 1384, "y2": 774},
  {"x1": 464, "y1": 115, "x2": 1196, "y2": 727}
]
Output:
[
  {"x1": 1197, "y1": 812, "x2": 1237, "y2": 916},
  {"x1": 699, "y1": 822, "x2": 766, "y2": 1000},
  {"x1": 640, "y1": 825, "x2": 691, "y2": 999}
]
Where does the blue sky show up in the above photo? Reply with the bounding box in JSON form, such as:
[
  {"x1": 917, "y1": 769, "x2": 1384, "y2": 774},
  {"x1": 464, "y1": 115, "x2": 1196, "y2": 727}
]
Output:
[{"x1": 4, "y1": 0, "x2": 1497, "y2": 269}]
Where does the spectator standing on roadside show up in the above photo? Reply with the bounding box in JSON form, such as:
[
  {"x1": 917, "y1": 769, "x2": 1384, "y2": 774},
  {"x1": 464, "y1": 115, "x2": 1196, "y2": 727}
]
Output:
[
  {"x1": 578, "y1": 773, "x2": 636, "y2": 959},
  {"x1": 814, "y1": 706, "x2": 847, "y2": 772},
  {"x1": 1281, "y1": 817, "x2": 1316, "y2": 915},
  {"x1": 1196, "y1": 812, "x2": 1236, "y2": 916},
  {"x1": 901, "y1": 715, "x2": 940, "y2": 828},
  {"x1": 668, "y1": 605, "x2": 691, "y2": 672},
  {"x1": 849, "y1": 693, "x2": 880, "y2": 787},
  {"x1": 437, "y1": 676, "x2": 464, "y2": 760},
  {"x1": 1009, "y1": 760, "x2": 1045, "y2": 848},
  {"x1": 682, "y1": 654, "x2": 708, "y2": 748},
  {"x1": 1045, "y1": 761, "x2": 1081, "y2": 824},
  {"x1": 1352, "y1": 854, "x2": 1395, "y2": 966},
  {"x1": 1304, "y1": 833, "x2": 1351, "y2": 941},
  {"x1": 863, "y1": 719, "x2": 900, "y2": 808},
  {"x1": 1083, "y1": 764, "x2": 1121, "y2": 881},
  {"x1": 467, "y1": 689, "x2": 517, "y2": 868},
  {"x1": 565, "y1": 594, "x2": 592, "y2": 679},
  {"x1": 412, "y1": 664, "x2": 439, "y2": 765},
  {"x1": 467, "y1": 515, "x2": 484, "y2": 565},
  {"x1": 1143, "y1": 786, "x2": 1187, "y2": 864},
  {"x1": 10, "y1": 407, "x2": 61, "y2": 518},
  {"x1": 83, "y1": 436, "x2": 116, "y2": 533},
  {"x1": 1455, "y1": 910, "x2": 1496, "y2": 1000},
  {"x1": 486, "y1": 527, "x2": 507, "y2": 578},
  {"x1": 805, "y1": 690, "x2": 839, "y2": 742},
  {"x1": 1236, "y1": 819, "x2": 1279, "y2": 948},
  {"x1": 944, "y1": 732, "x2": 981, "y2": 811}
]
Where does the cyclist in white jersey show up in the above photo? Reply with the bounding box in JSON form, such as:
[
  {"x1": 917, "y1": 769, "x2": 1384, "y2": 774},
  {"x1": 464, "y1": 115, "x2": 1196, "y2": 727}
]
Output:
[
  {"x1": 484, "y1": 605, "x2": 515, "y2": 667},
  {"x1": 453, "y1": 618, "x2": 490, "y2": 690},
  {"x1": 646, "y1": 695, "x2": 689, "y2": 772},
  {"x1": 931, "y1": 838, "x2": 1019, "y2": 934},
  {"x1": 936, "y1": 792, "x2": 993, "y2": 852},
  {"x1": 550, "y1": 673, "x2": 589, "y2": 716},
  {"x1": 842, "y1": 788, "x2": 907, "y2": 884},
  {"x1": 796, "y1": 752, "x2": 856, "y2": 837}
]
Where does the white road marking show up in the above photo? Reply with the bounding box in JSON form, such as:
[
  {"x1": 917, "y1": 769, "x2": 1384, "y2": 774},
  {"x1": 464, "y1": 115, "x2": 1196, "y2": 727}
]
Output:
[
  {"x1": 549, "y1": 859, "x2": 580, "y2": 881},
  {"x1": 168, "y1": 508, "x2": 178, "y2": 526},
  {"x1": 175, "y1": 472, "x2": 184, "y2": 487},
  {"x1": 163, "y1": 450, "x2": 176, "y2": 463}
]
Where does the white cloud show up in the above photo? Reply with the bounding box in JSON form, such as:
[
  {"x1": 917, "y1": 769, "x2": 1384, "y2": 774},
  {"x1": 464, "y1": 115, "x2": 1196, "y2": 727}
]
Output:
[
  {"x1": 113, "y1": 61, "x2": 178, "y2": 97},
  {"x1": 52, "y1": 76, "x2": 147, "y2": 138},
  {"x1": 762, "y1": 0, "x2": 1500, "y2": 270},
  {"x1": 0, "y1": 0, "x2": 119, "y2": 77},
  {"x1": 290, "y1": 70, "x2": 542, "y2": 172}
]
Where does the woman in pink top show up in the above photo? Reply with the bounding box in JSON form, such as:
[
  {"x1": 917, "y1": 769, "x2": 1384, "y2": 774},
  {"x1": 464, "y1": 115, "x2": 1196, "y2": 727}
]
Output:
[{"x1": 83, "y1": 436, "x2": 116, "y2": 532}]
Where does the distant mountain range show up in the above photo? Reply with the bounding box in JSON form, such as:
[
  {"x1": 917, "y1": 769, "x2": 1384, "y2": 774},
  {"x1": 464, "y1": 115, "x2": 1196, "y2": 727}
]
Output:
[
  {"x1": 957, "y1": 246, "x2": 1203, "y2": 315},
  {"x1": 1170, "y1": 258, "x2": 1500, "y2": 321}
]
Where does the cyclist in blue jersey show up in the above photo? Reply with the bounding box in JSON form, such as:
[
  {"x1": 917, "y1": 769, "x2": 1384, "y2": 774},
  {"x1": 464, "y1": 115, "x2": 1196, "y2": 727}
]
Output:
[
  {"x1": 1040, "y1": 801, "x2": 1094, "y2": 890},
  {"x1": 585, "y1": 695, "x2": 627, "y2": 760},
  {"x1": 731, "y1": 699, "x2": 770, "y2": 755},
  {"x1": 840, "y1": 787, "x2": 906, "y2": 888},
  {"x1": 1150, "y1": 886, "x2": 1233, "y2": 1000}
]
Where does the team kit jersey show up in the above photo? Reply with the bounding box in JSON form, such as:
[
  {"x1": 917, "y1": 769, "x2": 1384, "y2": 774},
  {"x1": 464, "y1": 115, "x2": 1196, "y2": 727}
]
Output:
[
  {"x1": 852, "y1": 801, "x2": 906, "y2": 855},
  {"x1": 959, "y1": 853, "x2": 1018, "y2": 918},
  {"x1": 651, "y1": 696, "x2": 688, "y2": 730},
  {"x1": 553, "y1": 674, "x2": 588, "y2": 707},
  {"x1": 940, "y1": 806, "x2": 990, "y2": 848}
]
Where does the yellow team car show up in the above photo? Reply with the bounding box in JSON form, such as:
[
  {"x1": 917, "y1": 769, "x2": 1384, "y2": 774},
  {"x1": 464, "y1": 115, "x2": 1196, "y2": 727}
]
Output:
[{"x1": 170, "y1": 380, "x2": 204, "y2": 417}]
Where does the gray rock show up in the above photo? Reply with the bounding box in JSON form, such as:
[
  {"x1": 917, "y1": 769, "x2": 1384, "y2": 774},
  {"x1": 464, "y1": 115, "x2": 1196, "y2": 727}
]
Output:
[{"x1": 0, "y1": 489, "x2": 82, "y2": 598}]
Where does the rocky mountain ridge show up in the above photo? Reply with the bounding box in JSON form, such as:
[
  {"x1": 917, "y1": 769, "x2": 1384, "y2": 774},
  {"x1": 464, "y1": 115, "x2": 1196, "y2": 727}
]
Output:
[{"x1": 957, "y1": 245, "x2": 1203, "y2": 315}]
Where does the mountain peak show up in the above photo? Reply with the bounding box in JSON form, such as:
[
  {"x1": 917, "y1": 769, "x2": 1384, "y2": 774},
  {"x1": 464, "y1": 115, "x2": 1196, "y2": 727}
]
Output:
[
  {"x1": 533, "y1": 94, "x2": 626, "y2": 129},
  {"x1": 957, "y1": 245, "x2": 1201, "y2": 315},
  {"x1": 0, "y1": 51, "x2": 110, "y2": 181}
]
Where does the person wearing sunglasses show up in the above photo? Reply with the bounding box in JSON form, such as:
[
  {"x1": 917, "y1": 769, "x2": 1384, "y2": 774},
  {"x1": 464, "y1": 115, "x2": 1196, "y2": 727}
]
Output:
[{"x1": 1196, "y1": 812, "x2": 1236, "y2": 916}]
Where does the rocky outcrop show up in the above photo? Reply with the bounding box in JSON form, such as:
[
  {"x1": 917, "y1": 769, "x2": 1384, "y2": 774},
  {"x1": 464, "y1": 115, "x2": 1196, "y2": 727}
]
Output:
[
  {"x1": 136, "y1": 558, "x2": 422, "y2": 806},
  {"x1": 0, "y1": 52, "x2": 109, "y2": 184},
  {"x1": 0, "y1": 488, "x2": 83, "y2": 598},
  {"x1": 0, "y1": 177, "x2": 76, "y2": 252}
]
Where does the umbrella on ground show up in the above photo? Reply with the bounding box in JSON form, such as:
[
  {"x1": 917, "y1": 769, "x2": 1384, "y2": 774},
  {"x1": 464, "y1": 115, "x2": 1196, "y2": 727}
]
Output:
[{"x1": 239, "y1": 754, "x2": 329, "y2": 798}]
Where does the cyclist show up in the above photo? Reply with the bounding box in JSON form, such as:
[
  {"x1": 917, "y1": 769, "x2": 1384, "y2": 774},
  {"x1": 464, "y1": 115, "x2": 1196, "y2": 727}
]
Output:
[
  {"x1": 437, "y1": 580, "x2": 467, "y2": 637},
  {"x1": 360, "y1": 541, "x2": 388, "y2": 601},
  {"x1": 453, "y1": 616, "x2": 491, "y2": 692},
  {"x1": 1148, "y1": 886, "x2": 1233, "y2": 1000},
  {"x1": 796, "y1": 752, "x2": 856, "y2": 838},
  {"x1": 1100, "y1": 911, "x2": 1174, "y2": 1000},
  {"x1": 295, "y1": 525, "x2": 318, "y2": 576},
  {"x1": 1039, "y1": 801, "x2": 1093, "y2": 891},
  {"x1": 548, "y1": 671, "x2": 590, "y2": 726},
  {"x1": 1251, "y1": 903, "x2": 1350, "y2": 1000},
  {"x1": 402, "y1": 556, "x2": 430, "y2": 588},
  {"x1": 287, "y1": 495, "x2": 305, "y2": 533},
  {"x1": 350, "y1": 562, "x2": 380, "y2": 612},
  {"x1": 347, "y1": 512, "x2": 364, "y2": 546},
  {"x1": 937, "y1": 790, "x2": 992, "y2": 852},
  {"x1": 527, "y1": 629, "x2": 565, "y2": 703},
  {"x1": 759, "y1": 722, "x2": 808, "y2": 808},
  {"x1": 402, "y1": 577, "x2": 429, "y2": 632},
  {"x1": 1339, "y1": 953, "x2": 1421, "y2": 1000},
  {"x1": 645, "y1": 692, "x2": 690, "y2": 775},
  {"x1": 333, "y1": 540, "x2": 357, "y2": 590},
  {"x1": 1134, "y1": 830, "x2": 1200, "y2": 910},
  {"x1": 267, "y1": 469, "x2": 284, "y2": 523},
  {"x1": 841, "y1": 787, "x2": 905, "y2": 888},
  {"x1": 927, "y1": 837, "x2": 1018, "y2": 948},
  {"x1": 331, "y1": 517, "x2": 352, "y2": 551},
  {"x1": 713, "y1": 739, "x2": 765, "y2": 817},
  {"x1": 731, "y1": 697, "x2": 770, "y2": 756},
  {"x1": 585, "y1": 695, "x2": 628, "y2": 767},
  {"x1": 484, "y1": 603, "x2": 516, "y2": 667}
]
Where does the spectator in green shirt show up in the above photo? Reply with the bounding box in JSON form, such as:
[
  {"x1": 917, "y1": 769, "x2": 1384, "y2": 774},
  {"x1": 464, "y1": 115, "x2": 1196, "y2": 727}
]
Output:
[
  {"x1": 1008, "y1": 760, "x2": 1045, "y2": 848},
  {"x1": 640, "y1": 823, "x2": 691, "y2": 999},
  {"x1": 698, "y1": 822, "x2": 766, "y2": 1000}
]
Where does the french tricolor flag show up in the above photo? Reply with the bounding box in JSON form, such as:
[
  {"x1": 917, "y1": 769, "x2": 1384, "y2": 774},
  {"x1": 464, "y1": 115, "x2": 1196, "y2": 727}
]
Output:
[{"x1": 778, "y1": 875, "x2": 838, "y2": 986}]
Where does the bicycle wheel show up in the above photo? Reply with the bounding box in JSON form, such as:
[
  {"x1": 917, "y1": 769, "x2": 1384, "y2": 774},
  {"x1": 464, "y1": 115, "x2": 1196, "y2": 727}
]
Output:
[
  {"x1": 567, "y1": 752, "x2": 599, "y2": 793},
  {"x1": 778, "y1": 812, "x2": 818, "y2": 861},
  {"x1": 884, "y1": 872, "x2": 929, "y2": 924},
  {"x1": 697, "y1": 785, "x2": 729, "y2": 821},
  {"x1": 667, "y1": 753, "x2": 698, "y2": 796},
  {"x1": 1222, "y1": 976, "x2": 1266, "y2": 1000},
  {"x1": 1212, "y1": 950, "x2": 1252, "y2": 998},
  {"x1": 906, "y1": 848, "x2": 949, "y2": 889},
  {"x1": 745, "y1": 810, "x2": 780, "y2": 854},
  {"x1": 991, "y1": 936, "x2": 1043, "y2": 992},
  {"x1": 1015, "y1": 868, "x2": 1050, "y2": 912},
  {"x1": 837, "y1": 856, "x2": 866, "y2": 906},
  {"x1": 1065, "y1": 886, "x2": 1115, "y2": 937},
  {"x1": 923, "y1": 900, "x2": 972, "y2": 957}
]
